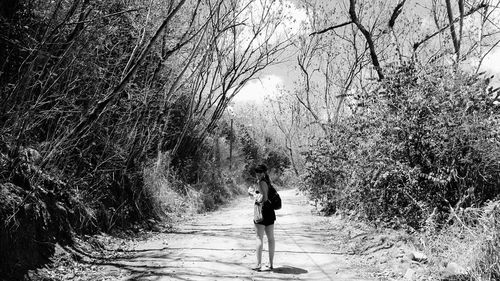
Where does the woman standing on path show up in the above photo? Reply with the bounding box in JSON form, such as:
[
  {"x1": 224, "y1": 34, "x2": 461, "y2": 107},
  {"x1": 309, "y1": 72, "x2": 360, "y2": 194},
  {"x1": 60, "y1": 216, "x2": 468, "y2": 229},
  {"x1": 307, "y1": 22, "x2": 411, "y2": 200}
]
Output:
[{"x1": 248, "y1": 164, "x2": 276, "y2": 271}]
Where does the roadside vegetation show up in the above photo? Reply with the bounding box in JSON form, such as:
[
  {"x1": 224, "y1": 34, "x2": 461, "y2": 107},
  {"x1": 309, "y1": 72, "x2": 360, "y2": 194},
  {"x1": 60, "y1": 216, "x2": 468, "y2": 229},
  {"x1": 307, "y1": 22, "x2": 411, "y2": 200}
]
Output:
[
  {"x1": 0, "y1": 0, "x2": 292, "y2": 279},
  {"x1": 1, "y1": 0, "x2": 500, "y2": 280},
  {"x1": 289, "y1": 1, "x2": 500, "y2": 280}
]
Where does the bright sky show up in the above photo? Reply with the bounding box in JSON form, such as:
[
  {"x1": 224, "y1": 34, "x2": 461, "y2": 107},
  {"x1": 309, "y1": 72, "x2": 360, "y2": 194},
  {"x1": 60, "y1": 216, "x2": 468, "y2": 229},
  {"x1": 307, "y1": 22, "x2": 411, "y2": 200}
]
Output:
[
  {"x1": 476, "y1": 5, "x2": 500, "y2": 85},
  {"x1": 482, "y1": 49, "x2": 500, "y2": 74},
  {"x1": 232, "y1": 74, "x2": 285, "y2": 103},
  {"x1": 233, "y1": 0, "x2": 500, "y2": 104},
  {"x1": 233, "y1": 0, "x2": 309, "y2": 104}
]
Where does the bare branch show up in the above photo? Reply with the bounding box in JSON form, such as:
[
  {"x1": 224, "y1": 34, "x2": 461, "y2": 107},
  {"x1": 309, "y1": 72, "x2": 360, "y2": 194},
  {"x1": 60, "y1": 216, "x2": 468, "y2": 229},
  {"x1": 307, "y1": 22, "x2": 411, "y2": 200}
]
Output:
[
  {"x1": 444, "y1": 0, "x2": 460, "y2": 59},
  {"x1": 413, "y1": 2, "x2": 487, "y2": 51},
  {"x1": 43, "y1": 0, "x2": 189, "y2": 164},
  {"x1": 309, "y1": 21, "x2": 353, "y2": 36},
  {"x1": 458, "y1": 0, "x2": 465, "y2": 59},
  {"x1": 348, "y1": 0, "x2": 384, "y2": 80},
  {"x1": 388, "y1": 0, "x2": 407, "y2": 28},
  {"x1": 475, "y1": 38, "x2": 500, "y2": 74},
  {"x1": 64, "y1": 8, "x2": 142, "y2": 25}
]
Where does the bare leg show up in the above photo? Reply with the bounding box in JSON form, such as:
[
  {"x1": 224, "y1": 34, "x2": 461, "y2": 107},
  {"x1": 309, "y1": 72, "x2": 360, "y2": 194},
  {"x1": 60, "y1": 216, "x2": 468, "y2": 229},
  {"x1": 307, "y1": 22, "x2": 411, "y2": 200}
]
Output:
[
  {"x1": 254, "y1": 224, "x2": 265, "y2": 269},
  {"x1": 265, "y1": 224, "x2": 275, "y2": 268}
]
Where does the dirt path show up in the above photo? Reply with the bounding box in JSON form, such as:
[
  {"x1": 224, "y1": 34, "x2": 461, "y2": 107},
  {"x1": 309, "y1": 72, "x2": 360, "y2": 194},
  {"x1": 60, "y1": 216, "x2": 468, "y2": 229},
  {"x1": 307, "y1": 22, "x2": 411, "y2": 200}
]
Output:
[{"x1": 101, "y1": 189, "x2": 380, "y2": 280}]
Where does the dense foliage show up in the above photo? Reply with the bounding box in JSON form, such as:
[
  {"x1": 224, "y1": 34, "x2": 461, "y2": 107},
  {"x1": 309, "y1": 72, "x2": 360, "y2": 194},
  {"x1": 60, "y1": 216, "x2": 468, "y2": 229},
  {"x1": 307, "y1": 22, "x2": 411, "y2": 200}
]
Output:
[
  {"x1": 238, "y1": 124, "x2": 291, "y2": 182},
  {"x1": 0, "y1": 0, "x2": 292, "y2": 277},
  {"x1": 302, "y1": 65, "x2": 500, "y2": 229}
]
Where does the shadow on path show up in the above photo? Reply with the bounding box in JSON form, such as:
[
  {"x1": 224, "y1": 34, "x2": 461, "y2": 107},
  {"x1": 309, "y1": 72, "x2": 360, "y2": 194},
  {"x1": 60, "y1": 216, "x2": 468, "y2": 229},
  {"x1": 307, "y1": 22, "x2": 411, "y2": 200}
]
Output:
[
  {"x1": 94, "y1": 189, "x2": 375, "y2": 281},
  {"x1": 272, "y1": 265, "x2": 308, "y2": 274}
]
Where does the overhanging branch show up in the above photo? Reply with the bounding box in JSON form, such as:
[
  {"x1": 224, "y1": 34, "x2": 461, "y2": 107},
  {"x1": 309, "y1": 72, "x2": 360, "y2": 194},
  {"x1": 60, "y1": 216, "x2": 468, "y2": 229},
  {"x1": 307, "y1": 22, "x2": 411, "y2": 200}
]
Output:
[
  {"x1": 349, "y1": 0, "x2": 384, "y2": 80},
  {"x1": 388, "y1": 0, "x2": 407, "y2": 28},
  {"x1": 413, "y1": 2, "x2": 487, "y2": 51},
  {"x1": 309, "y1": 21, "x2": 353, "y2": 36}
]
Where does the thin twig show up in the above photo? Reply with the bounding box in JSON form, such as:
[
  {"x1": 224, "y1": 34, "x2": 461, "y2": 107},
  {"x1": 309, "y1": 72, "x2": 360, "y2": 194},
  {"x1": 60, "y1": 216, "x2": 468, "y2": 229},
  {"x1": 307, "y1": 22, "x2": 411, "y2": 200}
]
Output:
[
  {"x1": 413, "y1": 3, "x2": 487, "y2": 51},
  {"x1": 309, "y1": 21, "x2": 353, "y2": 36},
  {"x1": 64, "y1": 8, "x2": 143, "y2": 25}
]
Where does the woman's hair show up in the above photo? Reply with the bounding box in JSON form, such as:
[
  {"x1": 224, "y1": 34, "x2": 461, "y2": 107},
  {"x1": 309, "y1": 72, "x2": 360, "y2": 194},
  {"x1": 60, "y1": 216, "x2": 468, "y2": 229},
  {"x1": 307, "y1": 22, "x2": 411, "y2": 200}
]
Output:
[
  {"x1": 263, "y1": 174, "x2": 271, "y2": 186},
  {"x1": 255, "y1": 164, "x2": 271, "y2": 186},
  {"x1": 254, "y1": 164, "x2": 267, "y2": 173}
]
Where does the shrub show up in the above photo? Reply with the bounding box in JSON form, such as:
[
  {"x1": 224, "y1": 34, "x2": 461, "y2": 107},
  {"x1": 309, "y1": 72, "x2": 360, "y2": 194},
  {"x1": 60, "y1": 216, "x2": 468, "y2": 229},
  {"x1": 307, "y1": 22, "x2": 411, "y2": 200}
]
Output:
[
  {"x1": 238, "y1": 125, "x2": 262, "y2": 182},
  {"x1": 302, "y1": 65, "x2": 500, "y2": 228},
  {"x1": 473, "y1": 200, "x2": 500, "y2": 280},
  {"x1": 0, "y1": 145, "x2": 73, "y2": 279},
  {"x1": 0, "y1": 1, "x2": 244, "y2": 277},
  {"x1": 264, "y1": 145, "x2": 291, "y2": 174},
  {"x1": 237, "y1": 125, "x2": 291, "y2": 184},
  {"x1": 420, "y1": 200, "x2": 500, "y2": 281}
]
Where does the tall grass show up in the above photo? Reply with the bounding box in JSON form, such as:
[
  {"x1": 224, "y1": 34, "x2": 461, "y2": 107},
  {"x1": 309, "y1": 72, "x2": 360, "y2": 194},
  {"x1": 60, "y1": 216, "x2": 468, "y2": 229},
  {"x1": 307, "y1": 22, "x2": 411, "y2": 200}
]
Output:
[
  {"x1": 473, "y1": 200, "x2": 500, "y2": 280},
  {"x1": 142, "y1": 152, "x2": 198, "y2": 219},
  {"x1": 142, "y1": 147, "x2": 248, "y2": 219},
  {"x1": 422, "y1": 200, "x2": 500, "y2": 280}
]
